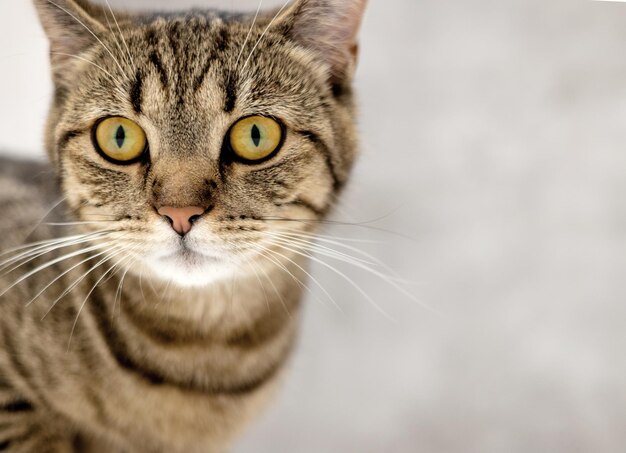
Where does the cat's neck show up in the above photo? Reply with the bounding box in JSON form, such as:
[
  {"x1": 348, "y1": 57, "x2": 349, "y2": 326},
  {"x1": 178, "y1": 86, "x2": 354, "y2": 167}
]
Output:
[{"x1": 114, "y1": 259, "x2": 305, "y2": 340}]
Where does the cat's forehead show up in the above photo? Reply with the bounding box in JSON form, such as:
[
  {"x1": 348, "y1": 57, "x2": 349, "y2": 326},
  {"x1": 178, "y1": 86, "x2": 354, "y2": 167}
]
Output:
[{"x1": 70, "y1": 16, "x2": 327, "y2": 127}]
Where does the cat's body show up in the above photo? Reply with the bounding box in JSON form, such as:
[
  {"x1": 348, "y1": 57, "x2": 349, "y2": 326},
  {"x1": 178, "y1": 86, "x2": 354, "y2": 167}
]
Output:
[
  {"x1": 0, "y1": 1, "x2": 366, "y2": 451},
  {"x1": 1, "y1": 157, "x2": 295, "y2": 452}
]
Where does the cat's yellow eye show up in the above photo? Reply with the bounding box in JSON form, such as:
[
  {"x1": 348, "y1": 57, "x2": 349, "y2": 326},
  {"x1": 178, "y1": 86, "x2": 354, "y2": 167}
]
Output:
[
  {"x1": 229, "y1": 116, "x2": 283, "y2": 162},
  {"x1": 94, "y1": 117, "x2": 147, "y2": 163}
]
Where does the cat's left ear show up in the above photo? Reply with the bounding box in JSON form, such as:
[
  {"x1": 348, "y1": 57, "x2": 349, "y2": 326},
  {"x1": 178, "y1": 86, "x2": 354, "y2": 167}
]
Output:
[{"x1": 275, "y1": 0, "x2": 368, "y2": 90}]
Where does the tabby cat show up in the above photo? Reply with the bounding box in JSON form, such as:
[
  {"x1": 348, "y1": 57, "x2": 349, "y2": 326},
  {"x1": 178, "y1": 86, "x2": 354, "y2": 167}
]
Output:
[{"x1": 0, "y1": 0, "x2": 366, "y2": 451}]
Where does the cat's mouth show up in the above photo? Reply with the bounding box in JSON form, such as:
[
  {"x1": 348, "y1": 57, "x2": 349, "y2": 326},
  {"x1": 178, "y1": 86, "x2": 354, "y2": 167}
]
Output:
[
  {"x1": 144, "y1": 243, "x2": 232, "y2": 287},
  {"x1": 158, "y1": 244, "x2": 221, "y2": 267}
]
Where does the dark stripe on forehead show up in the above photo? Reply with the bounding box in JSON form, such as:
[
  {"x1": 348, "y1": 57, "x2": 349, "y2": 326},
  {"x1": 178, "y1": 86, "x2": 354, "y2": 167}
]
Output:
[
  {"x1": 194, "y1": 57, "x2": 213, "y2": 92},
  {"x1": 224, "y1": 75, "x2": 237, "y2": 112},
  {"x1": 149, "y1": 51, "x2": 168, "y2": 88},
  {"x1": 130, "y1": 69, "x2": 143, "y2": 114},
  {"x1": 194, "y1": 26, "x2": 229, "y2": 92},
  {"x1": 296, "y1": 131, "x2": 343, "y2": 191}
]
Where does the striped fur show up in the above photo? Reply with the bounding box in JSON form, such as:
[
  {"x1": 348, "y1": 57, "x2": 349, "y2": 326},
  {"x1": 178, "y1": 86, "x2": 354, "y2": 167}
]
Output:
[{"x1": 0, "y1": 0, "x2": 366, "y2": 451}]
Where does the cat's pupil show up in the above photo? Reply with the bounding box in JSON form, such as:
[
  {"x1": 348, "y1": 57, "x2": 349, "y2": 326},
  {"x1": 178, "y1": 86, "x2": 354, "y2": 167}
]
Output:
[
  {"x1": 251, "y1": 125, "x2": 261, "y2": 147},
  {"x1": 115, "y1": 126, "x2": 125, "y2": 148}
]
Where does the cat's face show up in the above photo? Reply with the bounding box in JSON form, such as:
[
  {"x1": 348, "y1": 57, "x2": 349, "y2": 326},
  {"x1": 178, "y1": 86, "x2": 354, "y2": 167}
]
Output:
[{"x1": 36, "y1": 0, "x2": 366, "y2": 287}]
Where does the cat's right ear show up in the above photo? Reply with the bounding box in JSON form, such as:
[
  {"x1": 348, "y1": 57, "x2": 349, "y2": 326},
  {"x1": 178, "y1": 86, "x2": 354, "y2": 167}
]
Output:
[
  {"x1": 33, "y1": 0, "x2": 106, "y2": 75},
  {"x1": 273, "y1": 0, "x2": 368, "y2": 92}
]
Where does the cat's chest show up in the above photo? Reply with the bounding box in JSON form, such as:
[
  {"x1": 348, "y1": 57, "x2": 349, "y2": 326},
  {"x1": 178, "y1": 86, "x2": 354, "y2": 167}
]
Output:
[
  {"x1": 44, "y1": 281, "x2": 293, "y2": 452},
  {"x1": 55, "y1": 363, "x2": 278, "y2": 453}
]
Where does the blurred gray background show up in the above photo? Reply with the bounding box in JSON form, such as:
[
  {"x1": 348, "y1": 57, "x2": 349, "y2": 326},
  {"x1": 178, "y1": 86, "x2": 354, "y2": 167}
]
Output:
[{"x1": 2, "y1": 0, "x2": 626, "y2": 451}]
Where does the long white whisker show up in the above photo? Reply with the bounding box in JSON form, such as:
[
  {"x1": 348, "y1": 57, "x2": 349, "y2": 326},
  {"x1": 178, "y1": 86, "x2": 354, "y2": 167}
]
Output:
[
  {"x1": 113, "y1": 261, "x2": 132, "y2": 319},
  {"x1": 234, "y1": 0, "x2": 263, "y2": 69},
  {"x1": 25, "y1": 246, "x2": 118, "y2": 308},
  {"x1": 22, "y1": 196, "x2": 67, "y2": 240},
  {"x1": 139, "y1": 267, "x2": 146, "y2": 305},
  {"x1": 67, "y1": 252, "x2": 130, "y2": 350},
  {"x1": 236, "y1": 250, "x2": 271, "y2": 314},
  {"x1": 101, "y1": 5, "x2": 128, "y2": 70},
  {"x1": 240, "y1": 245, "x2": 292, "y2": 318},
  {"x1": 279, "y1": 228, "x2": 384, "y2": 244},
  {"x1": 265, "y1": 238, "x2": 398, "y2": 321},
  {"x1": 242, "y1": 0, "x2": 291, "y2": 71},
  {"x1": 0, "y1": 231, "x2": 112, "y2": 275},
  {"x1": 103, "y1": 0, "x2": 135, "y2": 73},
  {"x1": 272, "y1": 232, "x2": 413, "y2": 285},
  {"x1": 40, "y1": 246, "x2": 126, "y2": 320},
  {"x1": 0, "y1": 230, "x2": 109, "y2": 260},
  {"x1": 0, "y1": 242, "x2": 116, "y2": 297},
  {"x1": 261, "y1": 244, "x2": 343, "y2": 313},
  {"x1": 44, "y1": 221, "x2": 117, "y2": 226},
  {"x1": 270, "y1": 236, "x2": 436, "y2": 314},
  {"x1": 272, "y1": 233, "x2": 376, "y2": 266},
  {"x1": 260, "y1": 216, "x2": 417, "y2": 241}
]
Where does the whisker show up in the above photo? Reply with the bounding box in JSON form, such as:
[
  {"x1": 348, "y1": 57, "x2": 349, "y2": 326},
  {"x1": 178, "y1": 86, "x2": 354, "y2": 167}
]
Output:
[
  {"x1": 260, "y1": 244, "x2": 343, "y2": 313},
  {"x1": 272, "y1": 231, "x2": 412, "y2": 284},
  {"x1": 0, "y1": 229, "x2": 109, "y2": 260},
  {"x1": 25, "y1": 245, "x2": 120, "y2": 308},
  {"x1": 272, "y1": 232, "x2": 376, "y2": 266},
  {"x1": 265, "y1": 238, "x2": 398, "y2": 321},
  {"x1": 238, "y1": 244, "x2": 292, "y2": 318},
  {"x1": 0, "y1": 231, "x2": 113, "y2": 276},
  {"x1": 23, "y1": 196, "x2": 67, "y2": 240},
  {"x1": 259, "y1": 216, "x2": 417, "y2": 241},
  {"x1": 67, "y1": 252, "x2": 131, "y2": 350},
  {"x1": 0, "y1": 232, "x2": 112, "y2": 275},
  {"x1": 106, "y1": 0, "x2": 134, "y2": 71},
  {"x1": 278, "y1": 228, "x2": 384, "y2": 245},
  {"x1": 138, "y1": 267, "x2": 146, "y2": 306},
  {"x1": 234, "y1": 0, "x2": 263, "y2": 70},
  {"x1": 113, "y1": 260, "x2": 133, "y2": 319},
  {"x1": 40, "y1": 245, "x2": 127, "y2": 320},
  {"x1": 236, "y1": 250, "x2": 271, "y2": 314},
  {"x1": 0, "y1": 239, "x2": 120, "y2": 298},
  {"x1": 269, "y1": 236, "x2": 437, "y2": 314},
  {"x1": 102, "y1": 0, "x2": 135, "y2": 73},
  {"x1": 43, "y1": 221, "x2": 118, "y2": 226},
  {"x1": 242, "y1": 0, "x2": 291, "y2": 72}
]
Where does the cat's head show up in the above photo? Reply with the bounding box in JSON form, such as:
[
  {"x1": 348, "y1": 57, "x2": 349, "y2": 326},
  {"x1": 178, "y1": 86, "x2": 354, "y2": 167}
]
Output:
[{"x1": 34, "y1": 0, "x2": 366, "y2": 287}]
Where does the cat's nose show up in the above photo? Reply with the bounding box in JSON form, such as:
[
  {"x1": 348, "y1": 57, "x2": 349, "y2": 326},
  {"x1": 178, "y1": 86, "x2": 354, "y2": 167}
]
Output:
[{"x1": 158, "y1": 206, "x2": 205, "y2": 236}]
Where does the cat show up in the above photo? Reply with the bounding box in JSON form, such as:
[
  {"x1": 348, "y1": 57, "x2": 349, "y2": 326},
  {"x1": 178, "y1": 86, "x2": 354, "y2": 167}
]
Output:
[{"x1": 0, "y1": 0, "x2": 366, "y2": 451}]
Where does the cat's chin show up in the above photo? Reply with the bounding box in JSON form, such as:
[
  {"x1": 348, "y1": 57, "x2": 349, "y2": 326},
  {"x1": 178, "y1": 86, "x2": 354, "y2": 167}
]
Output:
[{"x1": 144, "y1": 250, "x2": 235, "y2": 288}]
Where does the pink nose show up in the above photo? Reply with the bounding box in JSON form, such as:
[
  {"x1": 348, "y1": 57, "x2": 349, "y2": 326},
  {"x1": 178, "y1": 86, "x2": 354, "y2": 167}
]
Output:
[{"x1": 158, "y1": 206, "x2": 205, "y2": 236}]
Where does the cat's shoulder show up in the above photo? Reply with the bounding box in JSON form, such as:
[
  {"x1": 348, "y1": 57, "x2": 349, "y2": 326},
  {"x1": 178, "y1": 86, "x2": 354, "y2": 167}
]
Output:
[
  {"x1": 0, "y1": 154, "x2": 53, "y2": 180},
  {"x1": 0, "y1": 155, "x2": 62, "y2": 243}
]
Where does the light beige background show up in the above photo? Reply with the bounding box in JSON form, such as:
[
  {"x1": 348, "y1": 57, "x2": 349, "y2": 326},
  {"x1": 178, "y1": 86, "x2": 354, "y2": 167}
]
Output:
[{"x1": 1, "y1": 0, "x2": 626, "y2": 452}]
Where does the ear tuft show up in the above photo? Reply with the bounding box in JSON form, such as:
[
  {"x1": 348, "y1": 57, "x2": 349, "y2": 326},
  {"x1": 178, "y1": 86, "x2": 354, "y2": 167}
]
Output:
[{"x1": 277, "y1": 0, "x2": 367, "y2": 89}]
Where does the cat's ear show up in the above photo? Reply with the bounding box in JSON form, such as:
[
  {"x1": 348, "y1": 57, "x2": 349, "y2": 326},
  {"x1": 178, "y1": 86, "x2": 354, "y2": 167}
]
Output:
[
  {"x1": 33, "y1": 0, "x2": 106, "y2": 70},
  {"x1": 275, "y1": 0, "x2": 368, "y2": 90}
]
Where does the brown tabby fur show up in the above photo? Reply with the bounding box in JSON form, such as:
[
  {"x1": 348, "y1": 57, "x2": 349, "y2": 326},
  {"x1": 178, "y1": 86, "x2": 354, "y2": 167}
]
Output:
[{"x1": 0, "y1": 0, "x2": 366, "y2": 451}]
